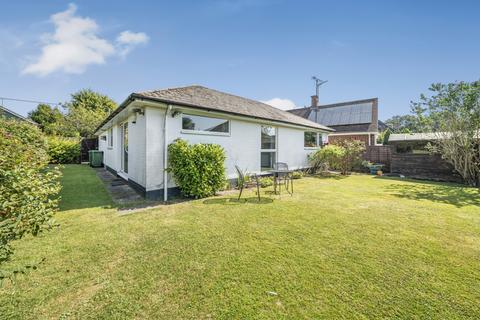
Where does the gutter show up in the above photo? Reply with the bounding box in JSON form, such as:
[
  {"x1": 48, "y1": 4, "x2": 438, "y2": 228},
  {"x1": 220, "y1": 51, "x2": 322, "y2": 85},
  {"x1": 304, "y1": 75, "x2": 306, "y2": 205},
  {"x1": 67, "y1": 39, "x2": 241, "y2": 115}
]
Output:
[{"x1": 163, "y1": 105, "x2": 172, "y2": 203}]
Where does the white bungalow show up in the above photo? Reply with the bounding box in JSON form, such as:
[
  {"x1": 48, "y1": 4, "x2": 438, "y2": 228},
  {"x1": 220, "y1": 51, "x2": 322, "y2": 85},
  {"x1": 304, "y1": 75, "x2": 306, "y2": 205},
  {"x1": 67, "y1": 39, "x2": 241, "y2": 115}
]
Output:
[{"x1": 95, "y1": 85, "x2": 333, "y2": 200}]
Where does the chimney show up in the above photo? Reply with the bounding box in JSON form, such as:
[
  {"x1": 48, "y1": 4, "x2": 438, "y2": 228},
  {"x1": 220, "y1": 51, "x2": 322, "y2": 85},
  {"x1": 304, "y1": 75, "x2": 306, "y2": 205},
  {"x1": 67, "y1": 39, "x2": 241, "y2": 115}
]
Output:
[{"x1": 311, "y1": 95, "x2": 318, "y2": 108}]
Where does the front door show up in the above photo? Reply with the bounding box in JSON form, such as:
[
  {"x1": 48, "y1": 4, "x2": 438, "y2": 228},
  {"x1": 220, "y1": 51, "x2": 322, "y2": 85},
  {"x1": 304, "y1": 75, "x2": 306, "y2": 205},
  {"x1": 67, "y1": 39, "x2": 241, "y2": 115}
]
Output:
[{"x1": 121, "y1": 122, "x2": 128, "y2": 174}]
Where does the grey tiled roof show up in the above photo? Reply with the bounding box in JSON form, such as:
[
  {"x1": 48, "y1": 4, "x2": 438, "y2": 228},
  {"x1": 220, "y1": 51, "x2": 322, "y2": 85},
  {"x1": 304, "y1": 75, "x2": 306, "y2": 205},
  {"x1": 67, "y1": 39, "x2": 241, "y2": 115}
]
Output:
[
  {"x1": 288, "y1": 107, "x2": 313, "y2": 119},
  {"x1": 133, "y1": 86, "x2": 333, "y2": 131}
]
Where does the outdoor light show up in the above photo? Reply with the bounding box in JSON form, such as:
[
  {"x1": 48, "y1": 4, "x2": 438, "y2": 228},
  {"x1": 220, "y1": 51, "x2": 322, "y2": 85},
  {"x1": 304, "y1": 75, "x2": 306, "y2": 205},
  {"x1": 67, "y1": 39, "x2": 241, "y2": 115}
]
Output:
[{"x1": 131, "y1": 108, "x2": 145, "y2": 124}]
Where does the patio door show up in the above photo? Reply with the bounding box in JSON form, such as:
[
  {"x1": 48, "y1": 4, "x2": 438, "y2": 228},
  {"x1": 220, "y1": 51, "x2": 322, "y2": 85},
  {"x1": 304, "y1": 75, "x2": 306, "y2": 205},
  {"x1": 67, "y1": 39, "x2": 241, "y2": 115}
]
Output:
[{"x1": 121, "y1": 122, "x2": 128, "y2": 174}]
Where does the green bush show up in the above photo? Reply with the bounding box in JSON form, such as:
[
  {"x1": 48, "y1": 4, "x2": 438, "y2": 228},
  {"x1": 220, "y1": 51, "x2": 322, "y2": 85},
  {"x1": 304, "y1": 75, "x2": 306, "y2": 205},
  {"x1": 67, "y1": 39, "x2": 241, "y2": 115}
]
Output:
[
  {"x1": 336, "y1": 140, "x2": 366, "y2": 175},
  {"x1": 291, "y1": 171, "x2": 304, "y2": 179},
  {"x1": 0, "y1": 118, "x2": 61, "y2": 281},
  {"x1": 47, "y1": 136, "x2": 81, "y2": 164},
  {"x1": 258, "y1": 176, "x2": 274, "y2": 188},
  {"x1": 309, "y1": 141, "x2": 365, "y2": 175},
  {"x1": 168, "y1": 139, "x2": 226, "y2": 198},
  {"x1": 309, "y1": 145, "x2": 344, "y2": 172}
]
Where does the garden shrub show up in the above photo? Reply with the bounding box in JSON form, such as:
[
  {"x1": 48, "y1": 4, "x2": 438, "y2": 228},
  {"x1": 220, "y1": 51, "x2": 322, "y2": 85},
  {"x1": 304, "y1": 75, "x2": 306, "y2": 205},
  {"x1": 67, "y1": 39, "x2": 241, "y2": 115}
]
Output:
[
  {"x1": 0, "y1": 118, "x2": 61, "y2": 282},
  {"x1": 308, "y1": 145, "x2": 344, "y2": 173},
  {"x1": 47, "y1": 136, "x2": 81, "y2": 164},
  {"x1": 291, "y1": 171, "x2": 304, "y2": 179},
  {"x1": 258, "y1": 176, "x2": 274, "y2": 188},
  {"x1": 168, "y1": 139, "x2": 226, "y2": 198},
  {"x1": 309, "y1": 140, "x2": 365, "y2": 175},
  {"x1": 336, "y1": 140, "x2": 365, "y2": 175}
]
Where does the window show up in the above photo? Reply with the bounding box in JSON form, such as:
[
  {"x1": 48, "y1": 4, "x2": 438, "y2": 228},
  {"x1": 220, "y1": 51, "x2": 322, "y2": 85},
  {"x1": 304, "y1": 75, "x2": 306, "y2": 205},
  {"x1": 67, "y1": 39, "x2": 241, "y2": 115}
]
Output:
[
  {"x1": 304, "y1": 132, "x2": 318, "y2": 148},
  {"x1": 260, "y1": 126, "x2": 276, "y2": 170},
  {"x1": 108, "y1": 128, "x2": 113, "y2": 147},
  {"x1": 182, "y1": 114, "x2": 229, "y2": 134}
]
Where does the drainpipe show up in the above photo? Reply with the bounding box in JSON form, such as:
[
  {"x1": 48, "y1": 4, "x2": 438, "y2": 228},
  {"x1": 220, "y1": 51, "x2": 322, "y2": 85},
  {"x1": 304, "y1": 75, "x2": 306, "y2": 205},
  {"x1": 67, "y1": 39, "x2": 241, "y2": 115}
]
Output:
[{"x1": 163, "y1": 105, "x2": 172, "y2": 202}]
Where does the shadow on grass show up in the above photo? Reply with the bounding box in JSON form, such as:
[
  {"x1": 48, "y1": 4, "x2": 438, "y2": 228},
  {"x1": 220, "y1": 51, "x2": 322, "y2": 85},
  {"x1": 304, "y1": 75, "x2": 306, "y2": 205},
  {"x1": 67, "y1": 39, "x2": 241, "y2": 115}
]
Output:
[
  {"x1": 380, "y1": 177, "x2": 479, "y2": 208},
  {"x1": 203, "y1": 197, "x2": 274, "y2": 205}
]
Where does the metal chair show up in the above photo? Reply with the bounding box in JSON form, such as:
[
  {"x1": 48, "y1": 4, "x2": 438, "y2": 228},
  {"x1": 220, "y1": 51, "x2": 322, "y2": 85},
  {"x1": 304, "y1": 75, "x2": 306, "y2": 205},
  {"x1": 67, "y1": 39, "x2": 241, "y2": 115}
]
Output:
[
  {"x1": 235, "y1": 165, "x2": 261, "y2": 201},
  {"x1": 273, "y1": 162, "x2": 292, "y2": 194}
]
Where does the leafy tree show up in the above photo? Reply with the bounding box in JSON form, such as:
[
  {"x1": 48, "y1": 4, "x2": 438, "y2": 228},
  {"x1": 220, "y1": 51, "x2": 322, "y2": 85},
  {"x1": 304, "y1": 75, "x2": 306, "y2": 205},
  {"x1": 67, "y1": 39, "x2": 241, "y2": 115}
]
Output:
[
  {"x1": 0, "y1": 118, "x2": 61, "y2": 283},
  {"x1": 28, "y1": 104, "x2": 64, "y2": 135},
  {"x1": 376, "y1": 128, "x2": 391, "y2": 145},
  {"x1": 63, "y1": 89, "x2": 117, "y2": 137},
  {"x1": 413, "y1": 81, "x2": 480, "y2": 186},
  {"x1": 384, "y1": 114, "x2": 422, "y2": 133}
]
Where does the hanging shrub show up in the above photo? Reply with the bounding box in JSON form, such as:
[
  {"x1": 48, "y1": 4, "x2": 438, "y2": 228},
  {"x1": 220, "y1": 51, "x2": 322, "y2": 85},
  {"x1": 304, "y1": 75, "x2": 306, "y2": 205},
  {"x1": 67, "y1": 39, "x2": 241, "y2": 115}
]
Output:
[
  {"x1": 0, "y1": 118, "x2": 61, "y2": 282},
  {"x1": 168, "y1": 139, "x2": 226, "y2": 198},
  {"x1": 47, "y1": 136, "x2": 81, "y2": 164}
]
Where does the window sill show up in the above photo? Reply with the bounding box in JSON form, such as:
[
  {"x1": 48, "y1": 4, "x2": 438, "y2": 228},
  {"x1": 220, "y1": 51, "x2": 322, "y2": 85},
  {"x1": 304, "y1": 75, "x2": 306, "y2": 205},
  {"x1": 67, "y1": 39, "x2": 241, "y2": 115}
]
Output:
[
  {"x1": 180, "y1": 130, "x2": 230, "y2": 137},
  {"x1": 304, "y1": 147, "x2": 320, "y2": 150}
]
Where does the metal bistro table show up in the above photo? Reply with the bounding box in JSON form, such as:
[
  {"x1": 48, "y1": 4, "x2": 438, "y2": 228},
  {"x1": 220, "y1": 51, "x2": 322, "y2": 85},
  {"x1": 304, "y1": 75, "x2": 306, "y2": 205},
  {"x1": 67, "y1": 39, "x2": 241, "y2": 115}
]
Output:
[{"x1": 269, "y1": 169, "x2": 294, "y2": 195}]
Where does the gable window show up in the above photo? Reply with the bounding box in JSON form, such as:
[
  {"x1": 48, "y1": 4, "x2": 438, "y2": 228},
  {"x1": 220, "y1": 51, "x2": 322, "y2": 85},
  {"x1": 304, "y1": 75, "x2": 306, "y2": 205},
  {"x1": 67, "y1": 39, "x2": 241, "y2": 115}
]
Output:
[
  {"x1": 304, "y1": 131, "x2": 318, "y2": 148},
  {"x1": 182, "y1": 114, "x2": 229, "y2": 134},
  {"x1": 108, "y1": 128, "x2": 113, "y2": 147},
  {"x1": 260, "y1": 126, "x2": 276, "y2": 170}
]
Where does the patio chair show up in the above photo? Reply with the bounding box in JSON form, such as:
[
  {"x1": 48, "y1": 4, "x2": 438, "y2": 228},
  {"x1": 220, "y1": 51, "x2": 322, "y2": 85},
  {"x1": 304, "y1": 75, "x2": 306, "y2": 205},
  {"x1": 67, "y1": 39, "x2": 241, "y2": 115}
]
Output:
[
  {"x1": 235, "y1": 165, "x2": 261, "y2": 201},
  {"x1": 273, "y1": 162, "x2": 292, "y2": 194}
]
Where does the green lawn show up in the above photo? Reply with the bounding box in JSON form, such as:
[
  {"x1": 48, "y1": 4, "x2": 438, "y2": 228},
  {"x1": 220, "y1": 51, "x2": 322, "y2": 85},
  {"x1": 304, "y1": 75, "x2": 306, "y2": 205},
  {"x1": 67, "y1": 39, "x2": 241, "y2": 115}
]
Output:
[{"x1": 1, "y1": 165, "x2": 480, "y2": 319}]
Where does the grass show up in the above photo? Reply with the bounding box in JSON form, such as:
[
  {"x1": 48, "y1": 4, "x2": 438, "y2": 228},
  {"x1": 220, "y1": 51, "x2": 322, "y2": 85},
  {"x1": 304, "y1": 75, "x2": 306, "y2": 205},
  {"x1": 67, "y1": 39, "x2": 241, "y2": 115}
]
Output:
[{"x1": 1, "y1": 164, "x2": 480, "y2": 319}]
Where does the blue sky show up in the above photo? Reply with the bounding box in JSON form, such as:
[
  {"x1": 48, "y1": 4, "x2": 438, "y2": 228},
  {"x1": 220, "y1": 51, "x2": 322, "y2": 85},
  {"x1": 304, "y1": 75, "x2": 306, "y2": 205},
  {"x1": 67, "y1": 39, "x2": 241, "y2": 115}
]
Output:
[{"x1": 1, "y1": 0, "x2": 479, "y2": 120}]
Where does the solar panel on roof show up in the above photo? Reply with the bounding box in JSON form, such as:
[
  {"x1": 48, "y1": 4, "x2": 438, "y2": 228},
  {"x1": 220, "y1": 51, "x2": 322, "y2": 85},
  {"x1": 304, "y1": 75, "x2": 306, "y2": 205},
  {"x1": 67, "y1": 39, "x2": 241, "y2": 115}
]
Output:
[{"x1": 311, "y1": 102, "x2": 373, "y2": 126}]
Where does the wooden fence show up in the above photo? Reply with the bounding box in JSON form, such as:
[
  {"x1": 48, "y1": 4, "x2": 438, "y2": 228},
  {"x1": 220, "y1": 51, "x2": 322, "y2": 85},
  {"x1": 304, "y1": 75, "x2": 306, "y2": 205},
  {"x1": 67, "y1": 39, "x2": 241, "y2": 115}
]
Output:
[
  {"x1": 80, "y1": 138, "x2": 98, "y2": 163},
  {"x1": 390, "y1": 153, "x2": 463, "y2": 183},
  {"x1": 363, "y1": 146, "x2": 392, "y2": 172}
]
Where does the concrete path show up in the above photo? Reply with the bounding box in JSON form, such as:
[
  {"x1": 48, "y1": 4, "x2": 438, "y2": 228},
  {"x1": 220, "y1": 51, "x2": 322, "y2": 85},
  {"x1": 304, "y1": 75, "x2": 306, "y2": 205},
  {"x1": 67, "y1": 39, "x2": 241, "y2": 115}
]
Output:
[{"x1": 95, "y1": 168, "x2": 143, "y2": 204}]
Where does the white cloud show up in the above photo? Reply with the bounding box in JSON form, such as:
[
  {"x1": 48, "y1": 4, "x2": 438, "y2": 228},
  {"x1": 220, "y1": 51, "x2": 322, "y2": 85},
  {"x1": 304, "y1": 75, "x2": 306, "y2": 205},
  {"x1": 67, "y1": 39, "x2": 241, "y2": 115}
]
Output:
[
  {"x1": 116, "y1": 31, "x2": 149, "y2": 57},
  {"x1": 262, "y1": 98, "x2": 296, "y2": 110},
  {"x1": 23, "y1": 4, "x2": 148, "y2": 76}
]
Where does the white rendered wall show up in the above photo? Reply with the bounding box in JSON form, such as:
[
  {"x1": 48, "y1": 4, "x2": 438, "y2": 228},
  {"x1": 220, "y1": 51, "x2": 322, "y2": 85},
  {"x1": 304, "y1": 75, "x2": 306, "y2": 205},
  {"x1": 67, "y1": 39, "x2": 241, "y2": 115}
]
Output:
[
  {"x1": 145, "y1": 107, "x2": 166, "y2": 191},
  {"x1": 277, "y1": 126, "x2": 318, "y2": 169},
  {"x1": 104, "y1": 104, "x2": 324, "y2": 193},
  {"x1": 98, "y1": 114, "x2": 146, "y2": 187},
  {"x1": 127, "y1": 114, "x2": 146, "y2": 187}
]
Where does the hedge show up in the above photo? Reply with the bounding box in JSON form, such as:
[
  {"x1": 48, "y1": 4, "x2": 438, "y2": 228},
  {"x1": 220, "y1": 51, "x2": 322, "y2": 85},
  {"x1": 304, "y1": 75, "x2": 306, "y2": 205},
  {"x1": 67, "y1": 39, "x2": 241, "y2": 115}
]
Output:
[
  {"x1": 0, "y1": 117, "x2": 61, "y2": 281},
  {"x1": 168, "y1": 139, "x2": 226, "y2": 198},
  {"x1": 47, "y1": 136, "x2": 81, "y2": 164}
]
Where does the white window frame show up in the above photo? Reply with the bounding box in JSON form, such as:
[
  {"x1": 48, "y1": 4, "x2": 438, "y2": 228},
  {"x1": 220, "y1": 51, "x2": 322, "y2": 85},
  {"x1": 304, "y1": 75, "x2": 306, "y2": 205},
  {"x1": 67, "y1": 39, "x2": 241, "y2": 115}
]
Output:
[
  {"x1": 180, "y1": 113, "x2": 230, "y2": 136},
  {"x1": 304, "y1": 131, "x2": 319, "y2": 149},
  {"x1": 108, "y1": 127, "x2": 113, "y2": 148},
  {"x1": 260, "y1": 126, "x2": 277, "y2": 171}
]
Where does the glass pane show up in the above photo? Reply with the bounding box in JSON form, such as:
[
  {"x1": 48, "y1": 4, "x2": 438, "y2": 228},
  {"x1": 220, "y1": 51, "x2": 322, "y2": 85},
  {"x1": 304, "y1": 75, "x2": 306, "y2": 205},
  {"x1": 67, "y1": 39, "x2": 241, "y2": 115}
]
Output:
[
  {"x1": 261, "y1": 152, "x2": 276, "y2": 171},
  {"x1": 304, "y1": 132, "x2": 317, "y2": 147},
  {"x1": 182, "y1": 114, "x2": 229, "y2": 133},
  {"x1": 261, "y1": 126, "x2": 276, "y2": 150}
]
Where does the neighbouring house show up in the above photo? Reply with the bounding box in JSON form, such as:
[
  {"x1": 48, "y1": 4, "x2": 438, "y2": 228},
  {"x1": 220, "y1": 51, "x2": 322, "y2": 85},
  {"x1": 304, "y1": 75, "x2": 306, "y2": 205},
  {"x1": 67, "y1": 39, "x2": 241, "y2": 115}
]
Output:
[
  {"x1": 388, "y1": 133, "x2": 462, "y2": 183},
  {"x1": 288, "y1": 96, "x2": 387, "y2": 146},
  {"x1": 95, "y1": 85, "x2": 333, "y2": 200},
  {"x1": 0, "y1": 105, "x2": 37, "y2": 125}
]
